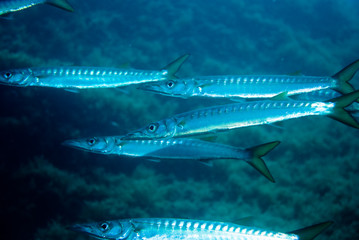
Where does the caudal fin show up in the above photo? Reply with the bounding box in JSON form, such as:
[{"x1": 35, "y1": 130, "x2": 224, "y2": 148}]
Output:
[
  {"x1": 46, "y1": 0, "x2": 74, "y2": 12},
  {"x1": 162, "y1": 54, "x2": 190, "y2": 79},
  {"x1": 289, "y1": 221, "x2": 333, "y2": 240},
  {"x1": 328, "y1": 90, "x2": 359, "y2": 129},
  {"x1": 332, "y1": 59, "x2": 359, "y2": 94},
  {"x1": 245, "y1": 141, "x2": 280, "y2": 183}
]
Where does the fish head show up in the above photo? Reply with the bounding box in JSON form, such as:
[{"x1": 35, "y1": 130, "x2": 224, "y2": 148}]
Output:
[
  {"x1": 62, "y1": 136, "x2": 116, "y2": 154},
  {"x1": 123, "y1": 119, "x2": 176, "y2": 140},
  {"x1": 69, "y1": 220, "x2": 136, "y2": 240},
  {"x1": 138, "y1": 79, "x2": 193, "y2": 98},
  {"x1": 0, "y1": 69, "x2": 35, "y2": 86}
]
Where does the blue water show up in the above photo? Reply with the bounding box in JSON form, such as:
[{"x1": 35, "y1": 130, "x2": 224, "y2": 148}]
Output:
[{"x1": 0, "y1": 0, "x2": 358, "y2": 239}]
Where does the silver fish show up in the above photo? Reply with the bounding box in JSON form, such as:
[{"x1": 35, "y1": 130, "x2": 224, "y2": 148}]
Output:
[
  {"x1": 123, "y1": 91, "x2": 359, "y2": 140},
  {"x1": 0, "y1": 0, "x2": 73, "y2": 15},
  {"x1": 69, "y1": 218, "x2": 333, "y2": 240},
  {"x1": 139, "y1": 59, "x2": 359, "y2": 99},
  {"x1": 63, "y1": 136, "x2": 280, "y2": 182},
  {"x1": 0, "y1": 54, "x2": 189, "y2": 89}
]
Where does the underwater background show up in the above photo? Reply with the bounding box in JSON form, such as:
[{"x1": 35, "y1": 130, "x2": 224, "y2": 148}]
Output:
[{"x1": 0, "y1": 0, "x2": 359, "y2": 239}]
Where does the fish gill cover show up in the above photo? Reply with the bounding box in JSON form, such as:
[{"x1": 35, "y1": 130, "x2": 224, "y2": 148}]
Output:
[{"x1": 0, "y1": 0, "x2": 358, "y2": 239}]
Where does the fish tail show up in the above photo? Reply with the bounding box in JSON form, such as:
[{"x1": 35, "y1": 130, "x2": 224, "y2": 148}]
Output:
[
  {"x1": 162, "y1": 54, "x2": 190, "y2": 79},
  {"x1": 46, "y1": 0, "x2": 74, "y2": 12},
  {"x1": 245, "y1": 141, "x2": 280, "y2": 183},
  {"x1": 332, "y1": 59, "x2": 359, "y2": 94},
  {"x1": 288, "y1": 221, "x2": 333, "y2": 240},
  {"x1": 328, "y1": 90, "x2": 359, "y2": 129}
]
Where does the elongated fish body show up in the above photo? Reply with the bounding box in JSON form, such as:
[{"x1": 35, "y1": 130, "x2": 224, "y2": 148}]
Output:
[
  {"x1": 0, "y1": 67, "x2": 167, "y2": 88},
  {"x1": 123, "y1": 91, "x2": 359, "y2": 140},
  {"x1": 139, "y1": 59, "x2": 359, "y2": 99},
  {"x1": 140, "y1": 75, "x2": 335, "y2": 98},
  {"x1": 0, "y1": 0, "x2": 73, "y2": 15},
  {"x1": 0, "y1": 55, "x2": 189, "y2": 89},
  {"x1": 69, "y1": 218, "x2": 333, "y2": 240},
  {"x1": 64, "y1": 136, "x2": 250, "y2": 159},
  {"x1": 63, "y1": 136, "x2": 280, "y2": 182}
]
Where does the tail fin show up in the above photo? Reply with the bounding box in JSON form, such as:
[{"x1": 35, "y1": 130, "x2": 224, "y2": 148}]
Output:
[
  {"x1": 289, "y1": 221, "x2": 333, "y2": 240},
  {"x1": 328, "y1": 90, "x2": 359, "y2": 129},
  {"x1": 245, "y1": 141, "x2": 280, "y2": 183},
  {"x1": 332, "y1": 59, "x2": 359, "y2": 94},
  {"x1": 46, "y1": 0, "x2": 74, "y2": 12},
  {"x1": 162, "y1": 54, "x2": 190, "y2": 79}
]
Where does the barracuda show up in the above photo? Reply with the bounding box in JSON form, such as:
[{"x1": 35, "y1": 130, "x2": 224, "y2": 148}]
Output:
[
  {"x1": 0, "y1": 54, "x2": 189, "y2": 89},
  {"x1": 139, "y1": 59, "x2": 359, "y2": 99},
  {"x1": 69, "y1": 218, "x2": 333, "y2": 240},
  {"x1": 63, "y1": 136, "x2": 280, "y2": 182},
  {"x1": 0, "y1": 0, "x2": 73, "y2": 15},
  {"x1": 123, "y1": 91, "x2": 359, "y2": 140}
]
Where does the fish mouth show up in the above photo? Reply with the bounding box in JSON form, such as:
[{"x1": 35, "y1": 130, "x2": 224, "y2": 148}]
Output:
[
  {"x1": 62, "y1": 139, "x2": 112, "y2": 154},
  {"x1": 0, "y1": 81, "x2": 19, "y2": 86},
  {"x1": 121, "y1": 132, "x2": 150, "y2": 140},
  {"x1": 68, "y1": 224, "x2": 105, "y2": 239},
  {"x1": 68, "y1": 224, "x2": 119, "y2": 240},
  {"x1": 68, "y1": 224, "x2": 89, "y2": 233},
  {"x1": 137, "y1": 84, "x2": 163, "y2": 93},
  {"x1": 120, "y1": 133, "x2": 138, "y2": 140},
  {"x1": 68, "y1": 224, "x2": 96, "y2": 234},
  {"x1": 62, "y1": 139, "x2": 97, "y2": 153},
  {"x1": 62, "y1": 139, "x2": 85, "y2": 150}
]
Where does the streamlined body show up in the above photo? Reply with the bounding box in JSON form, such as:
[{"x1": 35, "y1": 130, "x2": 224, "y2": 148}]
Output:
[
  {"x1": 63, "y1": 136, "x2": 280, "y2": 182},
  {"x1": 0, "y1": 0, "x2": 73, "y2": 15},
  {"x1": 139, "y1": 59, "x2": 359, "y2": 99},
  {"x1": 123, "y1": 91, "x2": 359, "y2": 140},
  {"x1": 70, "y1": 218, "x2": 333, "y2": 240},
  {"x1": 0, "y1": 55, "x2": 188, "y2": 89}
]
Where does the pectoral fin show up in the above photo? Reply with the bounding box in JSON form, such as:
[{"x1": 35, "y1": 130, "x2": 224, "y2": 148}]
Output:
[
  {"x1": 177, "y1": 119, "x2": 186, "y2": 129},
  {"x1": 146, "y1": 159, "x2": 161, "y2": 163},
  {"x1": 198, "y1": 159, "x2": 213, "y2": 167},
  {"x1": 64, "y1": 88, "x2": 80, "y2": 93}
]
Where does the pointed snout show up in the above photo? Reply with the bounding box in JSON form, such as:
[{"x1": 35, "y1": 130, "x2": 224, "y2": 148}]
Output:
[
  {"x1": 137, "y1": 84, "x2": 161, "y2": 93},
  {"x1": 62, "y1": 139, "x2": 84, "y2": 150},
  {"x1": 68, "y1": 223, "x2": 98, "y2": 234}
]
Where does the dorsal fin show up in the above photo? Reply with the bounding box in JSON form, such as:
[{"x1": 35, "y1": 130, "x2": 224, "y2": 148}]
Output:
[
  {"x1": 162, "y1": 54, "x2": 190, "y2": 79},
  {"x1": 46, "y1": 0, "x2": 74, "y2": 12},
  {"x1": 198, "y1": 135, "x2": 218, "y2": 142},
  {"x1": 289, "y1": 221, "x2": 333, "y2": 240},
  {"x1": 287, "y1": 70, "x2": 303, "y2": 76},
  {"x1": 271, "y1": 92, "x2": 289, "y2": 101}
]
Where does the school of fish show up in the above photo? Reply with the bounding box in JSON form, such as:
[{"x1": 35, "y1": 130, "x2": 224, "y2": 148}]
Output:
[{"x1": 2, "y1": 1, "x2": 359, "y2": 239}]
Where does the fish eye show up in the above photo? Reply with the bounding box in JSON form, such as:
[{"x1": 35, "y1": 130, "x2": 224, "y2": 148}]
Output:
[
  {"x1": 3, "y1": 72, "x2": 12, "y2": 79},
  {"x1": 147, "y1": 123, "x2": 159, "y2": 133},
  {"x1": 166, "y1": 80, "x2": 175, "y2": 89},
  {"x1": 100, "y1": 222, "x2": 109, "y2": 231},
  {"x1": 87, "y1": 137, "x2": 97, "y2": 146}
]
